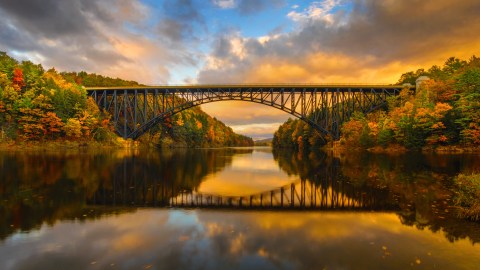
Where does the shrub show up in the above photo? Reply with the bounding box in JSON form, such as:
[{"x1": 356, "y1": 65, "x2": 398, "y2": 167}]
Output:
[{"x1": 453, "y1": 173, "x2": 480, "y2": 221}]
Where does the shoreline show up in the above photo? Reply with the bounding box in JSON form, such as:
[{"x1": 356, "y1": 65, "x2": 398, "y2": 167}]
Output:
[
  {"x1": 3, "y1": 139, "x2": 480, "y2": 154},
  {"x1": 325, "y1": 142, "x2": 480, "y2": 155},
  {"x1": 0, "y1": 139, "x2": 136, "y2": 152},
  {"x1": 0, "y1": 139, "x2": 256, "y2": 152}
]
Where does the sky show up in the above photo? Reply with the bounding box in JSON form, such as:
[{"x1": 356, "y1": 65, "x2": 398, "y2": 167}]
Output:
[{"x1": 1, "y1": 0, "x2": 480, "y2": 139}]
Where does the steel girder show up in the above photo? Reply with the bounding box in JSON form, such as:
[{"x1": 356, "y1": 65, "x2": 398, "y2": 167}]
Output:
[{"x1": 87, "y1": 86, "x2": 406, "y2": 140}]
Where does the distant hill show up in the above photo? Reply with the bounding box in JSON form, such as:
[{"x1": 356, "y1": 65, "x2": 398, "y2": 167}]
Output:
[{"x1": 254, "y1": 138, "x2": 273, "y2": 146}]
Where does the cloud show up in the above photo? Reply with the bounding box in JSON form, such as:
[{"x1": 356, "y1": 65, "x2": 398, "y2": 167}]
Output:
[
  {"x1": 198, "y1": 0, "x2": 480, "y2": 85},
  {"x1": 287, "y1": 0, "x2": 342, "y2": 25},
  {"x1": 0, "y1": 0, "x2": 131, "y2": 70},
  {"x1": 211, "y1": 0, "x2": 286, "y2": 15},
  {"x1": 230, "y1": 123, "x2": 286, "y2": 139},
  {"x1": 158, "y1": 0, "x2": 205, "y2": 43},
  {"x1": 0, "y1": 0, "x2": 203, "y2": 84},
  {"x1": 201, "y1": 101, "x2": 290, "y2": 124},
  {"x1": 212, "y1": 0, "x2": 236, "y2": 9},
  {"x1": 237, "y1": 0, "x2": 286, "y2": 15}
]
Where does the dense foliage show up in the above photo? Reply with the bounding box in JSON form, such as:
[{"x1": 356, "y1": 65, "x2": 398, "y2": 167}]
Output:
[
  {"x1": 273, "y1": 56, "x2": 480, "y2": 150},
  {"x1": 0, "y1": 52, "x2": 253, "y2": 147},
  {"x1": 453, "y1": 173, "x2": 480, "y2": 222},
  {"x1": 273, "y1": 118, "x2": 325, "y2": 150},
  {"x1": 146, "y1": 107, "x2": 253, "y2": 147},
  {"x1": 61, "y1": 71, "x2": 141, "y2": 87},
  {"x1": 0, "y1": 52, "x2": 114, "y2": 142},
  {"x1": 341, "y1": 56, "x2": 480, "y2": 149}
]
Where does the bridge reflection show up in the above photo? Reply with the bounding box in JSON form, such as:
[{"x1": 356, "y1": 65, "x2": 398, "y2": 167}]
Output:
[
  {"x1": 169, "y1": 178, "x2": 394, "y2": 210},
  {"x1": 87, "y1": 153, "x2": 396, "y2": 210}
]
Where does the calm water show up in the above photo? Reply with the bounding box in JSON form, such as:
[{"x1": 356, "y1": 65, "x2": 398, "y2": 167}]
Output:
[{"x1": 1, "y1": 147, "x2": 480, "y2": 269}]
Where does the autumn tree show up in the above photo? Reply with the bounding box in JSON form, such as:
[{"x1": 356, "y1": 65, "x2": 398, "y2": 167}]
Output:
[
  {"x1": 455, "y1": 67, "x2": 480, "y2": 145},
  {"x1": 12, "y1": 67, "x2": 26, "y2": 92},
  {"x1": 41, "y1": 112, "x2": 64, "y2": 139},
  {"x1": 63, "y1": 118, "x2": 83, "y2": 139}
]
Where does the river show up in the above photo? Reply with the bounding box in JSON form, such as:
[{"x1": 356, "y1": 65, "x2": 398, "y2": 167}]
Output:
[{"x1": 1, "y1": 147, "x2": 480, "y2": 269}]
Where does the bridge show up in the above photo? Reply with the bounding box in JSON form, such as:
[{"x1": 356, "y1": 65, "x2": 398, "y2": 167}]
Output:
[
  {"x1": 86, "y1": 159, "x2": 397, "y2": 211},
  {"x1": 169, "y1": 179, "x2": 395, "y2": 210},
  {"x1": 88, "y1": 177, "x2": 396, "y2": 211},
  {"x1": 86, "y1": 84, "x2": 411, "y2": 140}
]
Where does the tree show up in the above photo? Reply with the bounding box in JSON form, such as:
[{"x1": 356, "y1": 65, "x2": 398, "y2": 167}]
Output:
[
  {"x1": 455, "y1": 67, "x2": 480, "y2": 145},
  {"x1": 0, "y1": 52, "x2": 17, "y2": 79},
  {"x1": 12, "y1": 67, "x2": 26, "y2": 92},
  {"x1": 41, "y1": 112, "x2": 64, "y2": 139},
  {"x1": 397, "y1": 69, "x2": 428, "y2": 85},
  {"x1": 63, "y1": 118, "x2": 83, "y2": 139},
  {"x1": 443, "y1": 57, "x2": 467, "y2": 75}
]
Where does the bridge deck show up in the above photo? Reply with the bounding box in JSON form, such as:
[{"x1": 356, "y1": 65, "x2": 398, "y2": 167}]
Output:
[{"x1": 85, "y1": 84, "x2": 410, "y2": 93}]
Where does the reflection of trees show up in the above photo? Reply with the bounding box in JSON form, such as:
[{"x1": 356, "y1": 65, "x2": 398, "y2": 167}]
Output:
[
  {"x1": 1, "y1": 152, "x2": 89, "y2": 240},
  {"x1": 0, "y1": 148, "x2": 252, "y2": 241},
  {"x1": 273, "y1": 149, "x2": 480, "y2": 243},
  {"x1": 273, "y1": 148, "x2": 329, "y2": 180},
  {"x1": 272, "y1": 149, "x2": 396, "y2": 210},
  {"x1": 336, "y1": 151, "x2": 480, "y2": 244},
  {"x1": 89, "y1": 148, "x2": 253, "y2": 206}
]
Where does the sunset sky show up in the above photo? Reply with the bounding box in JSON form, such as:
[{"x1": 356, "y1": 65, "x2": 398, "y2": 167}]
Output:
[{"x1": 1, "y1": 0, "x2": 479, "y2": 139}]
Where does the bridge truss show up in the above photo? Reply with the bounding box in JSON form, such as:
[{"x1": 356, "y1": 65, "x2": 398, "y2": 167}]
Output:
[
  {"x1": 87, "y1": 85, "x2": 407, "y2": 140},
  {"x1": 169, "y1": 178, "x2": 393, "y2": 210}
]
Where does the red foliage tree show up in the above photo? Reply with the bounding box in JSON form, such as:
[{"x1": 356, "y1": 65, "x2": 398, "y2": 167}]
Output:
[{"x1": 12, "y1": 67, "x2": 26, "y2": 91}]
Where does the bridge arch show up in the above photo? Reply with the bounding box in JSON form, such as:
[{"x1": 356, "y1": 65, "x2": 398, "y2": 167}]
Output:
[
  {"x1": 87, "y1": 85, "x2": 407, "y2": 140},
  {"x1": 131, "y1": 96, "x2": 331, "y2": 140}
]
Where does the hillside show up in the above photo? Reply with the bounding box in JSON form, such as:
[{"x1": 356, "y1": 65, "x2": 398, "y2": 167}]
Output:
[
  {"x1": 273, "y1": 56, "x2": 480, "y2": 151},
  {"x1": 143, "y1": 106, "x2": 254, "y2": 148},
  {"x1": 254, "y1": 138, "x2": 273, "y2": 146},
  {"x1": 0, "y1": 52, "x2": 253, "y2": 147}
]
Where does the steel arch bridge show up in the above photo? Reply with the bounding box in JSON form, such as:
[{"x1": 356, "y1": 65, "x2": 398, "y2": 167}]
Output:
[
  {"x1": 87, "y1": 84, "x2": 410, "y2": 140},
  {"x1": 169, "y1": 178, "x2": 395, "y2": 210}
]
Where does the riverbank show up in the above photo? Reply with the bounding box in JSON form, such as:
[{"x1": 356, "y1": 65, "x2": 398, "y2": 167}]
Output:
[
  {"x1": 454, "y1": 173, "x2": 480, "y2": 222},
  {"x1": 0, "y1": 138, "x2": 138, "y2": 152},
  {"x1": 0, "y1": 138, "x2": 255, "y2": 151},
  {"x1": 327, "y1": 141, "x2": 480, "y2": 155}
]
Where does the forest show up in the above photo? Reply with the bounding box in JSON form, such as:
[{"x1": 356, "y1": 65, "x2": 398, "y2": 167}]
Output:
[
  {"x1": 0, "y1": 52, "x2": 253, "y2": 147},
  {"x1": 273, "y1": 56, "x2": 480, "y2": 151}
]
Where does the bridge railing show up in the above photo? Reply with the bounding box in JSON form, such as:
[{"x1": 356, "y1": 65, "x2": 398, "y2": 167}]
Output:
[{"x1": 85, "y1": 83, "x2": 413, "y2": 91}]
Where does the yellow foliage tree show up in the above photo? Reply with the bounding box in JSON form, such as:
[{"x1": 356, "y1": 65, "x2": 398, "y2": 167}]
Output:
[{"x1": 63, "y1": 118, "x2": 83, "y2": 139}]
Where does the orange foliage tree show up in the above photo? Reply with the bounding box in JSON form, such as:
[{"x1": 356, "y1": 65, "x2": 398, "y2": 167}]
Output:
[{"x1": 12, "y1": 67, "x2": 25, "y2": 92}]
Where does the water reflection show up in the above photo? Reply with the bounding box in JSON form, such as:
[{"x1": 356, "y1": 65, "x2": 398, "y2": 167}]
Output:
[
  {"x1": 0, "y1": 148, "x2": 251, "y2": 240},
  {"x1": 1, "y1": 210, "x2": 479, "y2": 270},
  {"x1": 332, "y1": 151, "x2": 480, "y2": 244},
  {"x1": 198, "y1": 147, "x2": 297, "y2": 196},
  {"x1": 1, "y1": 148, "x2": 480, "y2": 247}
]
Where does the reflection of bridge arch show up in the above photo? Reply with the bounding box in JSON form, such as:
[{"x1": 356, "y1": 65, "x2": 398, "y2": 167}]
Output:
[
  {"x1": 170, "y1": 178, "x2": 394, "y2": 210},
  {"x1": 84, "y1": 151, "x2": 397, "y2": 211},
  {"x1": 87, "y1": 85, "x2": 408, "y2": 140}
]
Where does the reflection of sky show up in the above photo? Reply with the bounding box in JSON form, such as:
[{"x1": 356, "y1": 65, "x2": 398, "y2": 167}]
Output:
[
  {"x1": 1, "y1": 210, "x2": 480, "y2": 270},
  {"x1": 198, "y1": 148, "x2": 297, "y2": 196}
]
